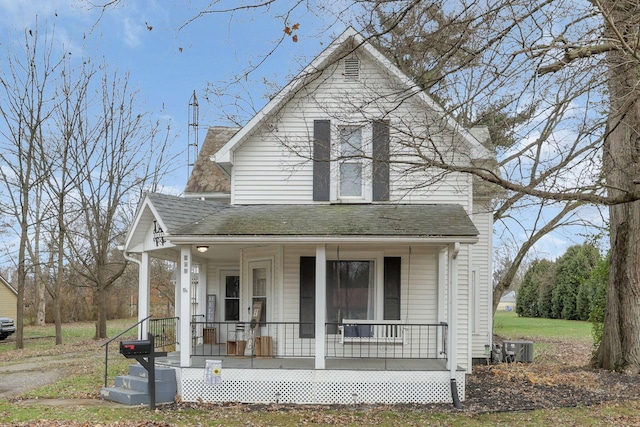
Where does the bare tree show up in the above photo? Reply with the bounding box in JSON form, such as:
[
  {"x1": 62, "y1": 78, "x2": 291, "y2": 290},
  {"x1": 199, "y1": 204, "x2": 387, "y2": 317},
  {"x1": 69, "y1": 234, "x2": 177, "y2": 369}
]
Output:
[
  {"x1": 0, "y1": 26, "x2": 64, "y2": 348},
  {"x1": 594, "y1": 0, "x2": 640, "y2": 373},
  {"x1": 38, "y1": 56, "x2": 97, "y2": 343},
  {"x1": 64, "y1": 69, "x2": 174, "y2": 339},
  {"x1": 362, "y1": 5, "x2": 602, "y2": 314},
  {"x1": 0, "y1": 20, "x2": 175, "y2": 342}
]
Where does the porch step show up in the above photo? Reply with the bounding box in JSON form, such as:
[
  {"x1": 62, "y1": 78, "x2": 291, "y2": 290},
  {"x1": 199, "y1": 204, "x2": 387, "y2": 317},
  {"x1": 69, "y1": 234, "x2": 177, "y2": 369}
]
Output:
[{"x1": 100, "y1": 363, "x2": 177, "y2": 406}]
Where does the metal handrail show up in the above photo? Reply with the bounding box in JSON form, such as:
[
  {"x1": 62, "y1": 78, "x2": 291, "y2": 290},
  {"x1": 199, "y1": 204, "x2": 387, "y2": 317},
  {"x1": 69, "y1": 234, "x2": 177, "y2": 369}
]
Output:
[{"x1": 101, "y1": 315, "x2": 152, "y2": 387}]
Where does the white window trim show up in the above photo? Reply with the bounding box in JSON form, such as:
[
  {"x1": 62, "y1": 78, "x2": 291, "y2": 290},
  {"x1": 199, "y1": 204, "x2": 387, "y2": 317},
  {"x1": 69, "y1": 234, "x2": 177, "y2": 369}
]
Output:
[
  {"x1": 220, "y1": 269, "x2": 240, "y2": 322},
  {"x1": 330, "y1": 124, "x2": 372, "y2": 202},
  {"x1": 326, "y1": 250, "x2": 384, "y2": 320},
  {"x1": 247, "y1": 259, "x2": 273, "y2": 323}
]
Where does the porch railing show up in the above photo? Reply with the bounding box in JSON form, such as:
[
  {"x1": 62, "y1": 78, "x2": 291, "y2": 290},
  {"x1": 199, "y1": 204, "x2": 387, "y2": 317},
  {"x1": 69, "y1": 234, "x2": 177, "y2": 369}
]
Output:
[
  {"x1": 189, "y1": 320, "x2": 447, "y2": 361},
  {"x1": 190, "y1": 321, "x2": 316, "y2": 358},
  {"x1": 149, "y1": 316, "x2": 178, "y2": 351},
  {"x1": 326, "y1": 321, "x2": 447, "y2": 359}
]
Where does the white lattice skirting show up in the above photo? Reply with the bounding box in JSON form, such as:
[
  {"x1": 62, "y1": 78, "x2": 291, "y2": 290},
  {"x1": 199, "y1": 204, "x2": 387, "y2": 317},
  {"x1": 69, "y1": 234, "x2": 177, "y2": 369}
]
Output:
[{"x1": 177, "y1": 367, "x2": 465, "y2": 405}]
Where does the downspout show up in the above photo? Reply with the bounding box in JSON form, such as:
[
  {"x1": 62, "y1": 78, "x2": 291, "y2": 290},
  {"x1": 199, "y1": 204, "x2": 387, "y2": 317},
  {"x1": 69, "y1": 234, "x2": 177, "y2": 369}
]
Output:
[
  {"x1": 122, "y1": 251, "x2": 141, "y2": 267},
  {"x1": 119, "y1": 247, "x2": 147, "y2": 339}
]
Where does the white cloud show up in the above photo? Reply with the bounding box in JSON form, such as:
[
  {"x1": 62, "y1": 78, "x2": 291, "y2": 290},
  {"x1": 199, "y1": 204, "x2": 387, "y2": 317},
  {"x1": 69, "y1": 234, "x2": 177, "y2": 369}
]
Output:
[{"x1": 121, "y1": 15, "x2": 144, "y2": 47}]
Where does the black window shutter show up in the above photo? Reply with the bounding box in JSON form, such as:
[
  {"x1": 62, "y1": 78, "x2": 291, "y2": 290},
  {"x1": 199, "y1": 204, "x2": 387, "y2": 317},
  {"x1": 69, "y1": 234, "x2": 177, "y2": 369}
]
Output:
[
  {"x1": 384, "y1": 257, "x2": 401, "y2": 320},
  {"x1": 372, "y1": 120, "x2": 390, "y2": 201},
  {"x1": 313, "y1": 120, "x2": 331, "y2": 201},
  {"x1": 299, "y1": 256, "x2": 316, "y2": 338}
]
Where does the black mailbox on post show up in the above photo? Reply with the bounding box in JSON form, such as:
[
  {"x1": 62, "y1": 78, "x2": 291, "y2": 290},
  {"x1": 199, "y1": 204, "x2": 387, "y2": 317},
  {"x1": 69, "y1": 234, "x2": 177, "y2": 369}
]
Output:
[
  {"x1": 116, "y1": 333, "x2": 166, "y2": 410},
  {"x1": 120, "y1": 339, "x2": 152, "y2": 358}
]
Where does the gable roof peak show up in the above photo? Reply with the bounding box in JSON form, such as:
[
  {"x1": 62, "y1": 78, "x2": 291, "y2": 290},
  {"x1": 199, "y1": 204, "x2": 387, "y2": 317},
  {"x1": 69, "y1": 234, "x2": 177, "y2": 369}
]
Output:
[{"x1": 212, "y1": 26, "x2": 492, "y2": 165}]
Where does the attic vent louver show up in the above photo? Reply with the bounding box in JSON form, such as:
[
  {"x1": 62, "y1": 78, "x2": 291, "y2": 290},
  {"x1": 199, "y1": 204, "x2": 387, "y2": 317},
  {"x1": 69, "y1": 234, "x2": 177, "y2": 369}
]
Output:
[{"x1": 344, "y1": 58, "x2": 360, "y2": 80}]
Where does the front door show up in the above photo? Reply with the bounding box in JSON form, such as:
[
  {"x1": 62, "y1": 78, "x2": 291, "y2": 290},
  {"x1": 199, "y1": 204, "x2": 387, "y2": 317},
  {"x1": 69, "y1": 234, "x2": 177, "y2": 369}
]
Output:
[{"x1": 249, "y1": 260, "x2": 271, "y2": 335}]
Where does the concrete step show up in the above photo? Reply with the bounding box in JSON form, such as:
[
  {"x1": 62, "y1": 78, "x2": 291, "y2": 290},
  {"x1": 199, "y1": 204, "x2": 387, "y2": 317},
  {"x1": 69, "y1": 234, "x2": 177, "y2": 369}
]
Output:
[
  {"x1": 101, "y1": 364, "x2": 177, "y2": 406},
  {"x1": 100, "y1": 387, "x2": 149, "y2": 406},
  {"x1": 100, "y1": 386, "x2": 177, "y2": 405},
  {"x1": 128, "y1": 364, "x2": 176, "y2": 381},
  {"x1": 114, "y1": 375, "x2": 177, "y2": 394}
]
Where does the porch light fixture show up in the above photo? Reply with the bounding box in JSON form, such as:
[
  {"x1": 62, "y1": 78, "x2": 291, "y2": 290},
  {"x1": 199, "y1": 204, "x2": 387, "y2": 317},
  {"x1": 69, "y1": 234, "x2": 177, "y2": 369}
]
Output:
[{"x1": 196, "y1": 245, "x2": 209, "y2": 253}]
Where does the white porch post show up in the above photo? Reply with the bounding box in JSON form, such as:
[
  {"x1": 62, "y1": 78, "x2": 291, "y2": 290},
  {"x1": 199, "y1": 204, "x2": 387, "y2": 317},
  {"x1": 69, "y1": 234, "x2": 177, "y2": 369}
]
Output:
[
  {"x1": 437, "y1": 247, "x2": 447, "y2": 357},
  {"x1": 180, "y1": 246, "x2": 192, "y2": 367},
  {"x1": 315, "y1": 244, "x2": 326, "y2": 369},
  {"x1": 138, "y1": 252, "x2": 150, "y2": 339},
  {"x1": 447, "y1": 242, "x2": 460, "y2": 375},
  {"x1": 199, "y1": 262, "x2": 207, "y2": 318}
]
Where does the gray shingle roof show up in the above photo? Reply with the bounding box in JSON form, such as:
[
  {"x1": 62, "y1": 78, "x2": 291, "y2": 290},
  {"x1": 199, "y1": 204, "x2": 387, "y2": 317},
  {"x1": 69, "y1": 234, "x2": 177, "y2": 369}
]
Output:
[
  {"x1": 147, "y1": 193, "x2": 228, "y2": 233},
  {"x1": 184, "y1": 126, "x2": 238, "y2": 194},
  {"x1": 149, "y1": 193, "x2": 478, "y2": 238}
]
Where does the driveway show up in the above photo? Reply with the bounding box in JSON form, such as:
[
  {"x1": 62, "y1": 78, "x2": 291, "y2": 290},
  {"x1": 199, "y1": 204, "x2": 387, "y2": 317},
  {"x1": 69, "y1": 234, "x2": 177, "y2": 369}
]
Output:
[{"x1": 0, "y1": 355, "x2": 73, "y2": 398}]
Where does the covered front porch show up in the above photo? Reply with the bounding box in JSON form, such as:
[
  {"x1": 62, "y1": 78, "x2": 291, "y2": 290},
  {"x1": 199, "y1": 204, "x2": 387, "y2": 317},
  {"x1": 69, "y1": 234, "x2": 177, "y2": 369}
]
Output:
[{"x1": 125, "y1": 194, "x2": 478, "y2": 404}]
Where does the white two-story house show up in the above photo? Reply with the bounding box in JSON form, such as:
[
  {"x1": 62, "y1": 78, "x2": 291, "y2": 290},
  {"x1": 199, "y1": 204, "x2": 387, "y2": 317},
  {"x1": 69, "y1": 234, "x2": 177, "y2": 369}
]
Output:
[{"x1": 123, "y1": 27, "x2": 494, "y2": 405}]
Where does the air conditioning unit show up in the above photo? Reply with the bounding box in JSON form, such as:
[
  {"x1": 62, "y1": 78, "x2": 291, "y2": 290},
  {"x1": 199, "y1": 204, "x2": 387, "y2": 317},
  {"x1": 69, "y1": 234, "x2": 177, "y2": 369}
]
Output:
[{"x1": 503, "y1": 340, "x2": 534, "y2": 363}]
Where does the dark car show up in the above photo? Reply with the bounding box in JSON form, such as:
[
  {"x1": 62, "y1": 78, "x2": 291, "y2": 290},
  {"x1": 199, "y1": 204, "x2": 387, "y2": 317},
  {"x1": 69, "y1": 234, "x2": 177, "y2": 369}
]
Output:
[{"x1": 0, "y1": 317, "x2": 15, "y2": 340}]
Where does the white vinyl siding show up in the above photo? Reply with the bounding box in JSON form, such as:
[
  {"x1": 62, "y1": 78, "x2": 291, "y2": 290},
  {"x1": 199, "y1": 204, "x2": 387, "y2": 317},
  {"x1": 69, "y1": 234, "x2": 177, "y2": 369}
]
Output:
[
  {"x1": 471, "y1": 208, "x2": 493, "y2": 359},
  {"x1": 231, "y1": 53, "x2": 472, "y2": 210}
]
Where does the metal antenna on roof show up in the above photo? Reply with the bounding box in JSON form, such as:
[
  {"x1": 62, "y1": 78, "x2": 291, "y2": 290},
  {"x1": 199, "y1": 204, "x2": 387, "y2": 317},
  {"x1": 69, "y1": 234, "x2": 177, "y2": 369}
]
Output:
[{"x1": 188, "y1": 90, "x2": 199, "y2": 180}]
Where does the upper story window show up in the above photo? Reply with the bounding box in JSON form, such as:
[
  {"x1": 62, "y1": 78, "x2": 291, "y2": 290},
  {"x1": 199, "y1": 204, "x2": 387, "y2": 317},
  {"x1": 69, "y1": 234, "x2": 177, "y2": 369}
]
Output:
[
  {"x1": 339, "y1": 126, "x2": 364, "y2": 198},
  {"x1": 313, "y1": 119, "x2": 389, "y2": 203}
]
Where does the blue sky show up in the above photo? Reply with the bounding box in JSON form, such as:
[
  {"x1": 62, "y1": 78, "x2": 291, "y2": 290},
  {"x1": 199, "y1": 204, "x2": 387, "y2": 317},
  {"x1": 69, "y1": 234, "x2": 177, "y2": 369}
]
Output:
[
  {"x1": 0, "y1": 0, "x2": 343, "y2": 189},
  {"x1": 0, "y1": 1, "x2": 600, "y2": 262}
]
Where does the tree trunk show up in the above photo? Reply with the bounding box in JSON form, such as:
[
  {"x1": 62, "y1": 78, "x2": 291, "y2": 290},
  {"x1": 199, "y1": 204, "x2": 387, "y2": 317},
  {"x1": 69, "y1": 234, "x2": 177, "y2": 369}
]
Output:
[
  {"x1": 492, "y1": 278, "x2": 510, "y2": 315},
  {"x1": 593, "y1": 2, "x2": 640, "y2": 373},
  {"x1": 95, "y1": 285, "x2": 108, "y2": 339},
  {"x1": 36, "y1": 275, "x2": 46, "y2": 326},
  {"x1": 34, "y1": 195, "x2": 46, "y2": 327}
]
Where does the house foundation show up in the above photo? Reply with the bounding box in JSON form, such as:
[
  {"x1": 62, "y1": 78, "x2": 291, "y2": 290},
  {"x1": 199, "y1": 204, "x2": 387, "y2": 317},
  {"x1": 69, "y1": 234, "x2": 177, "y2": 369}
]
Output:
[{"x1": 176, "y1": 367, "x2": 465, "y2": 405}]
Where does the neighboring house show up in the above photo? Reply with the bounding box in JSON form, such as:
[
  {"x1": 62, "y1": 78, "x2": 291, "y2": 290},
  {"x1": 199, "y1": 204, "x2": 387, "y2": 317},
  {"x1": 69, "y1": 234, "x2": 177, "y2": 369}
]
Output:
[
  {"x1": 498, "y1": 291, "x2": 516, "y2": 312},
  {"x1": 123, "y1": 27, "x2": 495, "y2": 405},
  {"x1": 0, "y1": 274, "x2": 17, "y2": 320}
]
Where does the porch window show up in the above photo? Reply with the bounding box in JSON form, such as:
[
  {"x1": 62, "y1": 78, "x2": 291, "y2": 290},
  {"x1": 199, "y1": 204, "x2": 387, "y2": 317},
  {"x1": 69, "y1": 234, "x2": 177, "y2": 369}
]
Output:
[
  {"x1": 326, "y1": 260, "x2": 374, "y2": 330},
  {"x1": 224, "y1": 275, "x2": 240, "y2": 321},
  {"x1": 299, "y1": 256, "x2": 401, "y2": 338}
]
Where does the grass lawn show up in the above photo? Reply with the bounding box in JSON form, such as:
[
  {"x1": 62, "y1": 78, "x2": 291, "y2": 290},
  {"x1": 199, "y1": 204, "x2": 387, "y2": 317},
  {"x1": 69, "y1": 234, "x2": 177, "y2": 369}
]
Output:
[
  {"x1": 494, "y1": 310, "x2": 593, "y2": 342},
  {"x1": 1, "y1": 315, "x2": 638, "y2": 426},
  {"x1": 0, "y1": 318, "x2": 138, "y2": 355}
]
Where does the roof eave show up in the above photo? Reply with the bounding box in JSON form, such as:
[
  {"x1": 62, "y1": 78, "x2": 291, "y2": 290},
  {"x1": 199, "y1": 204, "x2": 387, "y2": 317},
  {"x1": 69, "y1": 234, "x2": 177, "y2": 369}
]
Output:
[{"x1": 168, "y1": 235, "x2": 479, "y2": 245}]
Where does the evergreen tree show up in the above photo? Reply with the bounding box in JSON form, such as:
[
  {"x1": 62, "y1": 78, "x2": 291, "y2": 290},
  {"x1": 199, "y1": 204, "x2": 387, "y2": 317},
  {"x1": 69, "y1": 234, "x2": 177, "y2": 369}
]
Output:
[
  {"x1": 551, "y1": 244, "x2": 601, "y2": 320},
  {"x1": 517, "y1": 259, "x2": 554, "y2": 317}
]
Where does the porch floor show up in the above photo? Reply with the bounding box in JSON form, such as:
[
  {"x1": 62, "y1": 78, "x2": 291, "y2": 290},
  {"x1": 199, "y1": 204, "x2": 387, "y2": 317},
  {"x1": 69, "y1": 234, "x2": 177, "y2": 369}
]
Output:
[{"x1": 156, "y1": 349, "x2": 450, "y2": 371}]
